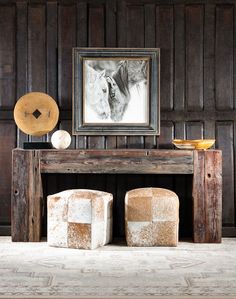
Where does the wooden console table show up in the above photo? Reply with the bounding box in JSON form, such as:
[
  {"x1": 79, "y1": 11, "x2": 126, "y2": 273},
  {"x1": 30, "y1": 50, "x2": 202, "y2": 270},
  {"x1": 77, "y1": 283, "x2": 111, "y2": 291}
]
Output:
[{"x1": 11, "y1": 149, "x2": 222, "y2": 243}]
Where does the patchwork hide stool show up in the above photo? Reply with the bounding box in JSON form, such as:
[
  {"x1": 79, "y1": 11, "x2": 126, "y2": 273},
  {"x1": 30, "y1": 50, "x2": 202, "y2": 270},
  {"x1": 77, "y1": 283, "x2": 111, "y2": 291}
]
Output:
[
  {"x1": 125, "y1": 187, "x2": 179, "y2": 247},
  {"x1": 47, "y1": 189, "x2": 113, "y2": 249}
]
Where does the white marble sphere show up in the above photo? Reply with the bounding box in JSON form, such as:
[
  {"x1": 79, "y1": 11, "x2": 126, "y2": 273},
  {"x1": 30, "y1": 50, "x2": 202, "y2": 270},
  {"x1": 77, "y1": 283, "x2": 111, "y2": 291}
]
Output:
[{"x1": 51, "y1": 130, "x2": 71, "y2": 149}]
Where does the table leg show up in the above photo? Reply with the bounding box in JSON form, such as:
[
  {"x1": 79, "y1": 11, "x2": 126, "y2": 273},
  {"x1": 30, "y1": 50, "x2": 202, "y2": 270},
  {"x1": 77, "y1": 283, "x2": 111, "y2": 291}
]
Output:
[
  {"x1": 11, "y1": 150, "x2": 42, "y2": 241},
  {"x1": 193, "y1": 150, "x2": 222, "y2": 243}
]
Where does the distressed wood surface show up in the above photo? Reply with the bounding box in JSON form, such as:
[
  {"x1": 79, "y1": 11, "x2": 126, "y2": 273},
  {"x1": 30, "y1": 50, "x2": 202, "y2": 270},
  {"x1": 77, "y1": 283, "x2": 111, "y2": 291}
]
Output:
[
  {"x1": 12, "y1": 150, "x2": 42, "y2": 242},
  {"x1": 39, "y1": 149, "x2": 194, "y2": 174},
  {"x1": 12, "y1": 149, "x2": 29, "y2": 241},
  {"x1": 12, "y1": 148, "x2": 222, "y2": 243},
  {"x1": 193, "y1": 150, "x2": 222, "y2": 243}
]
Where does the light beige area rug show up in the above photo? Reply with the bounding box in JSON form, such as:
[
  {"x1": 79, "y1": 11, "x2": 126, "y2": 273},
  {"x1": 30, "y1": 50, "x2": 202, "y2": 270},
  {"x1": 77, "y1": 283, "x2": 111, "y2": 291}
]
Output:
[{"x1": 0, "y1": 237, "x2": 236, "y2": 298}]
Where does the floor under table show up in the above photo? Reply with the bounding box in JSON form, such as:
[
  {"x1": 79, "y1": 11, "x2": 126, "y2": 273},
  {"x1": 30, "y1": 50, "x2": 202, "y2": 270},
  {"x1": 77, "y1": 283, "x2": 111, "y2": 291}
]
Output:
[{"x1": 0, "y1": 237, "x2": 235, "y2": 299}]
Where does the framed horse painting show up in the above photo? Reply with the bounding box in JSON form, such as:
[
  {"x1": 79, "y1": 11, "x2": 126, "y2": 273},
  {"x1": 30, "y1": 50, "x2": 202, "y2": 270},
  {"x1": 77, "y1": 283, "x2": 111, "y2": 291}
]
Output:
[{"x1": 72, "y1": 48, "x2": 160, "y2": 135}]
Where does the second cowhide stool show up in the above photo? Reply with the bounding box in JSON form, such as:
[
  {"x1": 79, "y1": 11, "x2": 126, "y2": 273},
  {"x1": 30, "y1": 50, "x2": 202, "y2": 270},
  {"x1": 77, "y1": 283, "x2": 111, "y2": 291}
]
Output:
[
  {"x1": 48, "y1": 189, "x2": 113, "y2": 249},
  {"x1": 125, "y1": 187, "x2": 179, "y2": 247}
]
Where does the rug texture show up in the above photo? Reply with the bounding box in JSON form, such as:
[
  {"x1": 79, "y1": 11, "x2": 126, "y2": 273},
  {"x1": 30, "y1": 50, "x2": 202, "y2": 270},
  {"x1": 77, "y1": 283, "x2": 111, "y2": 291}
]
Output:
[{"x1": 0, "y1": 237, "x2": 235, "y2": 298}]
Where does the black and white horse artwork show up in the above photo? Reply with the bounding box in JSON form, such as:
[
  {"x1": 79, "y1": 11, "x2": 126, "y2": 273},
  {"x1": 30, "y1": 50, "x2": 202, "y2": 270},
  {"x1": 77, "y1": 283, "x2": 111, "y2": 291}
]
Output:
[{"x1": 84, "y1": 59, "x2": 148, "y2": 123}]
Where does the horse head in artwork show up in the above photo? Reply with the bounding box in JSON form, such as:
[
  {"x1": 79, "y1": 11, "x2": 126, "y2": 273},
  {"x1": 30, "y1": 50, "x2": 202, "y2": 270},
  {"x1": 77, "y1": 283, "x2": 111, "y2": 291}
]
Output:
[
  {"x1": 107, "y1": 60, "x2": 147, "y2": 122},
  {"x1": 106, "y1": 61, "x2": 131, "y2": 122},
  {"x1": 85, "y1": 64, "x2": 110, "y2": 120}
]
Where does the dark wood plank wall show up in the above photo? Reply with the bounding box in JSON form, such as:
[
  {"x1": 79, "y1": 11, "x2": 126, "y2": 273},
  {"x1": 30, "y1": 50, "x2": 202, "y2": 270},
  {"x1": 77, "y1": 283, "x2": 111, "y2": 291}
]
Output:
[{"x1": 0, "y1": 0, "x2": 235, "y2": 238}]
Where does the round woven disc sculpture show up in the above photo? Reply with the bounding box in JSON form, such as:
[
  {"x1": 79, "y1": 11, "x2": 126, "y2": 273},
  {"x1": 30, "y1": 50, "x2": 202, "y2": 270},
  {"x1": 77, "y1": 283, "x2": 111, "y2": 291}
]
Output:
[{"x1": 14, "y1": 92, "x2": 59, "y2": 136}]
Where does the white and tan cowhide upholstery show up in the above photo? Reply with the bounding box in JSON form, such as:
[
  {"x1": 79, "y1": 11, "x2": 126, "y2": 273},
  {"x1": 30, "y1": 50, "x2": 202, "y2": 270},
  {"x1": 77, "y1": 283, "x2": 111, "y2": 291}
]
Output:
[
  {"x1": 47, "y1": 189, "x2": 113, "y2": 249},
  {"x1": 125, "y1": 187, "x2": 179, "y2": 247}
]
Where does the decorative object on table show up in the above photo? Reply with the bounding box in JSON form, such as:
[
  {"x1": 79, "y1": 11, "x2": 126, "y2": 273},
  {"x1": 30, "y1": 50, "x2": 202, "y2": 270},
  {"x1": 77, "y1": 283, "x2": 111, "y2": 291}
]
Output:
[
  {"x1": 172, "y1": 139, "x2": 215, "y2": 150},
  {"x1": 23, "y1": 142, "x2": 52, "y2": 149},
  {"x1": 125, "y1": 187, "x2": 179, "y2": 247},
  {"x1": 51, "y1": 130, "x2": 71, "y2": 149},
  {"x1": 47, "y1": 189, "x2": 113, "y2": 249},
  {"x1": 72, "y1": 48, "x2": 160, "y2": 135},
  {"x1": 14, "y1": 92, "x2": 59, "y2": 137}
]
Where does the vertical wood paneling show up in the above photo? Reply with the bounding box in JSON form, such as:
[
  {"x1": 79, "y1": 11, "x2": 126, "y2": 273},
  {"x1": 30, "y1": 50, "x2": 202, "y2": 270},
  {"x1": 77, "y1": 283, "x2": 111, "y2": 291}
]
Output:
[
  {"x1": 174, "y1": 4, "x2": 185, "y2": 111},
  {"x1": 0, "y1": 122, "x2": 15, "y2": 225},
  {"x1": 77, "y1": 2, "x2": 88, "y2": 47},
  {"x1": 117, "y1": 0, "x2": 127, "y2": 47},
  {"x1": 215, "y1": 5, "x2": 234, "y2": 110},
  {"x1": 58, "y1": 4, "x2": 76, "y2": 110},
  {"x1": 145, "y1": 4, "x2": 155, "y2": 48},
  {"x1": 186, "y1": 5, "x2": 204, "y2": 111},
  {"x1": 106, "y1": 0, "x2": 116, "y2": 47},
  {"x1": 16, "y1": 1, "x2": 28, "y2": 147},
  {"x1": 216, "y1": 122, "x2": 234, "y2": 226},
  {"x1": 186, "y1": 122, "x2": 204, "y2": 139},
  {"x1": 0, "y1": 5, "x2": 15, "y2": 109},
  {"x1": 88, "y1": 5, "x2": 105, "y2": 47},
  {"x1": 204, "y1": 5, "x2": 215, "y2": 111},
  {"x1": 46, "y1": 2, "x2": 57, "y2": 102},
  {"x1": 159, "y1": 121, "x2": 174, "y2": 149},
  {"x1": 28, "y1": 5, "x2": 46, "y2": 92},
  {"x1": 127, "y1": 5, "x2": 144, "y2": 47},
  {"x1": 156, "y1": 5, "x2": 174, "y2": 111}
]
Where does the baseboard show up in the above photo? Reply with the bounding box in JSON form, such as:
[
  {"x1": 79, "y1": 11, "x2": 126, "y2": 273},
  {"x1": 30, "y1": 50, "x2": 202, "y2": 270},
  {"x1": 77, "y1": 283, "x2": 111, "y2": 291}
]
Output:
[
  {"x1": 222, "y1": 227, "x2": 236, "y2": 237},
  {"x1": 0, "y1": 225, "x2": 11, "y2": 236}
]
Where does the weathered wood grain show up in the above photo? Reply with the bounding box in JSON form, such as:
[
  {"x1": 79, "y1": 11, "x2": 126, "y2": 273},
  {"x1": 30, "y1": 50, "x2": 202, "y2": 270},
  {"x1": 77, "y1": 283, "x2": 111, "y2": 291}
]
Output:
[
  {"x1": 11, "y1": 150, "x2": 30, "y2": 241},
  {"x1": 58, "y1": 3, "x2": 76, "y2": 110},
  {"x1": 204, "y1": 4, "x2": 215, "y2": 111},
  {"x1": 174, "y1": 4, "x2": 185, "y2": 111},
  {"x1": 186, "y1": 5, "x2": 204, "y2": 111},
  {"x1": 0, "y1": 4, "x2": 15, "y2": 109},
  {"x1": 28, "y1": 150, "x2": 42, "y2": 242},
  {"x1": 205, "y1": 150, "x2": 222, "y2": 242},
  {"x1": 193, "y1": 150, "x2": 207, "y2": 242},
  {"x1": 12, "y1": 149, "x2": 42, "y2": 242},
  {"x1": 215, "y1": 5, "x2": 234, "y2": 110},
  {"x1": 193, "y1": 150, "x2": 222, "y2": 243},
  {"x1": 156, "y1": 5, "x2": 174, "y2": 111},
  {"x1": 39, "y1": 149, "x2": 194, "y2": 174},
  {"x1": 12, "y1": 148, "x2": 222, "y2": 243},
  {"x1": 216, "y1": 122, "x2": 234, "y2": 226}
]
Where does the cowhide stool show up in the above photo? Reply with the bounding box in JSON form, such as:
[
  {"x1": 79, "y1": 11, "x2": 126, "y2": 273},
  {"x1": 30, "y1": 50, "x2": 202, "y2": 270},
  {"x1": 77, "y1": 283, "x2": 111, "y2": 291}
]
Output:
[
  {"x1": 125, "y1": 187, "x2": 179, "y2": 247},
  {"x1": 47, "y1": 189, "x2": 113, "y2": 249}
]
